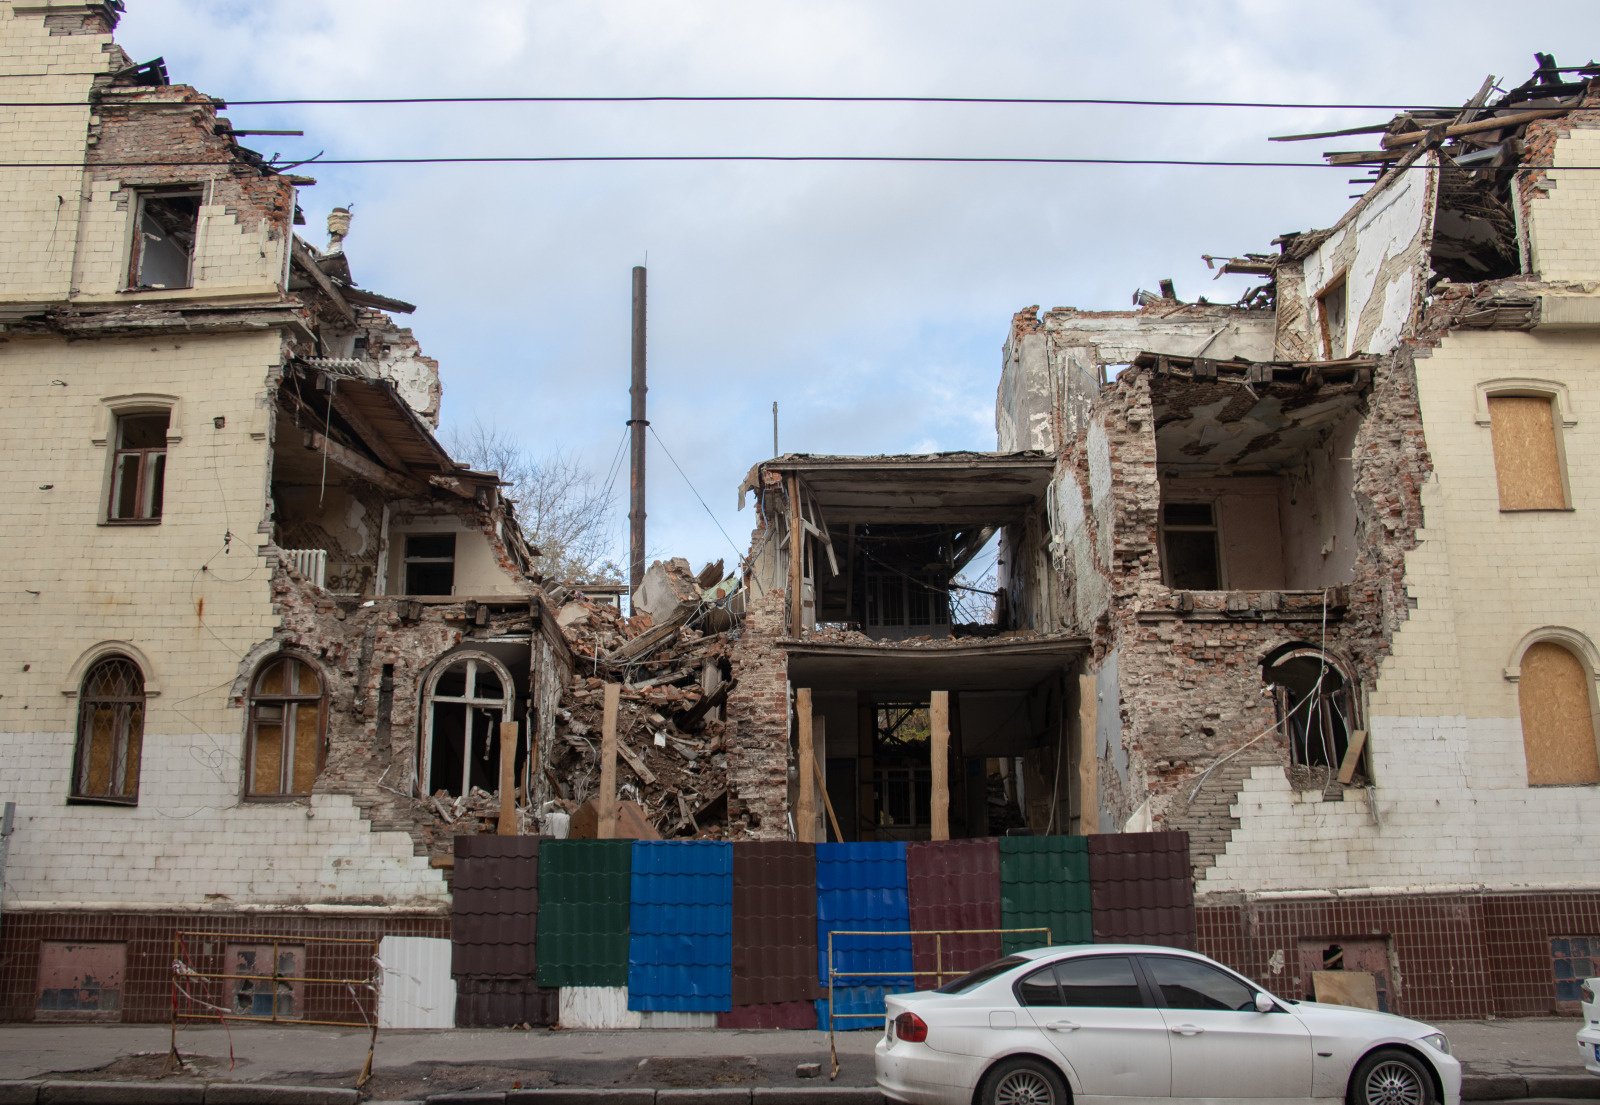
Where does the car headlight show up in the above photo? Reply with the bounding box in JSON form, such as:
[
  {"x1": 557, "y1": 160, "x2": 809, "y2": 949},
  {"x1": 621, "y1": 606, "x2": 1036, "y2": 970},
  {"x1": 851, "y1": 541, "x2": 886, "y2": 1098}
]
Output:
[{"x1": 1420, "y1": 1032, "x2": 1451, "y2": 1055}]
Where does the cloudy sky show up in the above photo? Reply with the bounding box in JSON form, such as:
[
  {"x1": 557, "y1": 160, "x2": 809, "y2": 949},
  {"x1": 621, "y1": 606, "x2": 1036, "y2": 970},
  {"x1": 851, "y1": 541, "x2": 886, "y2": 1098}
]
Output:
[{"x1": 113, "y1": 1, "x2": 1593, "y2": 579}]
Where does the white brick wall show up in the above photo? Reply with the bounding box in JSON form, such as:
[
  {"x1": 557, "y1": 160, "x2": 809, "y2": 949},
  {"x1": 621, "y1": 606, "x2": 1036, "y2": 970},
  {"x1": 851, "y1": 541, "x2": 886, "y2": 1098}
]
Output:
[
  {"x1": 1201, "y1": 322, "x2": 1600, "y2": 895},
  {"x1": 1528, "y1": 129, "x2": 1600, "y2": 282}
]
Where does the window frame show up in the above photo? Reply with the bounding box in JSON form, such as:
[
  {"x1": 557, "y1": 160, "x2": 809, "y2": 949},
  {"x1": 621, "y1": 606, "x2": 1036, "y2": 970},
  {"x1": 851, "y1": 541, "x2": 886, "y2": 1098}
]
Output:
[
  {"x1": 1509, "y1": 634, "x2": 1600, "y2": 787},
  {"x1": 1138, "y1": 953, "x2": 1278, "y2": 1014},
  {"x1": 127, "y1": 186, "x2": 202, "y2": 291},
  {"x1": 402, "y1": 531, "x2": 457, "y2": 596},
  {"x1": 1159, "y1": 499, "x2": 1224, "y2": 590},
  {"x1": 69, "y1": 654, "x2": 147, "y2": 806},
  {"x1": 419, "y1": 652, "x2": 516, "y2": 798},
  {"x1": 105, "y1": 409, "x2": 171, "y2": 524},
  {"x1": 1315, "y1": 271, "x2": 1349, "y2": 358},
  {"x1": 1482, "y1": 388, "x2": 1573, "y2": 512},
  {"x1": 244, "y1": 654, "x2": 328, "y2": 799},
  {"x1": 1263, "y1": 644, "x2": 1364, "y2": 780}
]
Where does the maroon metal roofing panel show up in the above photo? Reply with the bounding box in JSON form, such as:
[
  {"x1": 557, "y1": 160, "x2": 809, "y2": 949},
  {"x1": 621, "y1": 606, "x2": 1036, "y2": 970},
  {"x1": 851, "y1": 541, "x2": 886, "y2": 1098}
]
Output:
[
  {"x1": 716, "y1": 1000, "x2": 818, "y2": 1029},
  {"x1": 906, "y1": 839, "x2": 1001, "y2": 989},
  {"x1": 452, "y1": 835, "x2": 542, "y2": 978},
  {"x1": 455, "y1": 975, "x2": 557, "y2": 1027},
  {"x1": 1088, "y1": 831, "x2": 1196, "y2": 950},
  {"x1": 731, "y1": 841, "x2": 821, "y2": 1006}
]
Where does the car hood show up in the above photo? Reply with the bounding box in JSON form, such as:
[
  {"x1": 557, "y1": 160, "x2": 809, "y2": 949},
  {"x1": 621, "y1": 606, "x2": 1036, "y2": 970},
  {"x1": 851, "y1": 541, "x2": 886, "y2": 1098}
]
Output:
[{"x1": 1286, "y1": 1000, "x2": 1441, "y2": 1039}]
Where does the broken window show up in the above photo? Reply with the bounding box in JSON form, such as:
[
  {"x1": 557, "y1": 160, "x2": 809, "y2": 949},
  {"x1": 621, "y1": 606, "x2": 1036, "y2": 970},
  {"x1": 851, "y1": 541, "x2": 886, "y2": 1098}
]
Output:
[
  {"x1": 71, "y1": 655, "x2": 145, "y2": 804},
  {"x1": 1517, "y1": 640, "x2": 1600, "y2": 786},
  {"x1": 107, "y1": 411, "x2": 168, "y2": 523},
  {"x1": 1264, "y1": 647, "x2": 1361, "y2": 780},
  {"x1": 403, "y1": 533, "x2": 456, "y2": 596},
  {"x1": 1488, "y1": 394, "x2": 1569, "y2": 511},
  {"x1": 245, "y1": 656, "x2": 325, "y2": 797},
  {"x1": 423, "y1": 654, "x2": 514, "y2": 798},
  {"x1": 1160, "y1": 502, "x2": 1221, "y2": 589},
  {"x1": 1316, "y1": 275, "x2": 1348, "y2": 357},
  {"x1": 128, "y1": 188, "x2": 200, "y2": 290},
  {"x1": 226, "y1": 943, "x2": 303, "y2": 1020}
]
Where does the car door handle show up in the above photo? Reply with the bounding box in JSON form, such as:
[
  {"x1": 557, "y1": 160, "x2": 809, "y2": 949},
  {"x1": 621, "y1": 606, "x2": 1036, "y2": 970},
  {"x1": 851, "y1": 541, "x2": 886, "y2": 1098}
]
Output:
[
  {"x1": 1169, "y1": 1024, "x2": 1204, "y2": 1036},
  {"x1": 1045, "y1": 1020, "x2": 1081, "y2": 1032}
]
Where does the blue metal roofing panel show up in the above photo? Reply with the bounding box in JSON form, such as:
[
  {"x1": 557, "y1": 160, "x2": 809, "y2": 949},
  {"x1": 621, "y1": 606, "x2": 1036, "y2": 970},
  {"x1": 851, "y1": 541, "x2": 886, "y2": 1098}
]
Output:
[
  {"x1": 627, "y1": 841, "x2": 733, "y2": 1012},
  {"x1": 816, "y1": 984, "x2": 903, "y2": 1031},
  {"x1": 815, "y1": 841, "x2": 912, "y2": 989}
]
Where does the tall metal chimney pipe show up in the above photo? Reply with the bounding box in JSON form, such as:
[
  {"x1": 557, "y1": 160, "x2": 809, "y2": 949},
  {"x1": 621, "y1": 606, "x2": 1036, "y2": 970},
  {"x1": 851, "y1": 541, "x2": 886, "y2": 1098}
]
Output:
[{"x1": 628, "y1": 266, "x2": 648, "y2": 595}]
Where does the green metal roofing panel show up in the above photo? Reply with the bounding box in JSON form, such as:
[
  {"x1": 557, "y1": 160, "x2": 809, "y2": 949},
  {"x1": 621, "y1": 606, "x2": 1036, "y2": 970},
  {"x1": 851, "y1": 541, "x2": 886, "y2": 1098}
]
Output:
[
  {"x1": 535, "y1": 839, "x2": 632, "y2": 987},
  {"x1": 1000, "y1": 835, "x2": 1091, "y2": 953}
]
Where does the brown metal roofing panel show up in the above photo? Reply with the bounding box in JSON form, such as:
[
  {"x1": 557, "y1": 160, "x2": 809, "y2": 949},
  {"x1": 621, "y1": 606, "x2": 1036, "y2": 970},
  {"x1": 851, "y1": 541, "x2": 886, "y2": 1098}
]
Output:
[
  {"x1": 716, "y1": 1001, "x2": 818, "y2": 1029},
  {"x1": 452, "y1": 836, "x2": 542, "y2": 978},
  {"x1": 1088, "y1": 831, "x2": 1197, "y2": 950},
  {"x1": 455, "y1": 975, "x2": 557, "y2": 1028},
  {"x1": 907, "y1": 839, "x2": 1002, "y2": 989},
  {"x1": 731, "y1": 841, "x2": 821, "y2": 1006}
]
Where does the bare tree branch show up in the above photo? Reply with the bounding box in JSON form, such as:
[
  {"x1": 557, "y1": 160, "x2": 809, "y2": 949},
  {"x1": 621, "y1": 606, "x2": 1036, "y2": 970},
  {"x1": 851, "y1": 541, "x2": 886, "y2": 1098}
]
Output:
[{"x1": 447, "y1": 420, "x2": 623, "y2": 585}]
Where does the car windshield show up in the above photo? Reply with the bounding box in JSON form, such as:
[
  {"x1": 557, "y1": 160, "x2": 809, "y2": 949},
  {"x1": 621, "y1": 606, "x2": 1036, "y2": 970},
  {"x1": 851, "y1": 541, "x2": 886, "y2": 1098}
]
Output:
[{"x1": 934, "y1": 955, "x2": 1029, "y2": 994}]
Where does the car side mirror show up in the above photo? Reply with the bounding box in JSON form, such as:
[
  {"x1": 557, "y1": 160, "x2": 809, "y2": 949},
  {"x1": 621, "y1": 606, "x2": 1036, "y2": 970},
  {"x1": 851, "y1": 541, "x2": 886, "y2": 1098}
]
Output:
[{"x1": 1255, "y1": 991, "x2": 1276, "y2": 1014}]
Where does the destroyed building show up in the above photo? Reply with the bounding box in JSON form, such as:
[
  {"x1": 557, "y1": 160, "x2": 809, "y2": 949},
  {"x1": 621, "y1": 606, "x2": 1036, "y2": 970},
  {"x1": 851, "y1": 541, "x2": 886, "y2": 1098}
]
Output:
[
  {"x1": 991, "y1": 56, "x2": 1600, "y2": 1018},
  {"x1": 0, "y1": 2, "x2": 571, "y2": 1022}
]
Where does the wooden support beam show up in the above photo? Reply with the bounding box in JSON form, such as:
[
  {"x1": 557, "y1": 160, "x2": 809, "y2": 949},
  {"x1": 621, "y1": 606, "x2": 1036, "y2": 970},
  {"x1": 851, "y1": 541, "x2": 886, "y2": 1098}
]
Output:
[
  {"x1": 1381, "y1": 106, "x2": 1568, "y2": 149},
  {"x1": 796, "y1": 687, "x2": 815, "y2": 843},
  {"x1": 300, "y1": 427, "x2": 417, "y2": 498},
  {"x1": 290, "y1": 236, "x2": 356, "y2": 324},
  {"x1": 811, "y1": 752, "x2": 843, "y2": 843},
  {"x1": 1337, "y1": 728, "x2": 1369, "y2": 785},
  {"x1": 930, "y1": 690, "x2": 950, "y2": 841},
  {"x1": 497, "y1": 720, "x2": 518, "y2": 835},
  {"x1": 1077, "y1": 673, "x2": 1098, "y2": 835},
  {"x1": 787, "y1": 474, "x2": 805, "y2": 636},
  {"x1": 598, "y1": 682, "x2": 621, "y2": 839}
]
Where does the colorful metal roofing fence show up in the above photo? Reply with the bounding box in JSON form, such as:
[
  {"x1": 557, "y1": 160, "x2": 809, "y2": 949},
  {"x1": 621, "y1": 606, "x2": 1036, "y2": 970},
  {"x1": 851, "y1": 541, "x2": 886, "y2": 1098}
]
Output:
[
  {"x1": 729, "y1": 841, "x2": 820, "y2": 1008},
  {"x1": 451, "y1": 835, "x2": 556, "y2": 1027},
  {"x1": 999, "y1": 835, "x2": 1093, "y2": 953},
  {"x1": 906, "y1": 838, "x2": 1002, "y2": 988},
  {"x1": 815, "y1": 841, "x2": 912, "y2": 1031},
  {"x1": 1088, "y1": 830, "x2": 1196, "y2": 949},
  {"x1": 535, "y1": 839, "x2": 632, "y2": 987},
  {"x1": 627, "y1": 841, "x2": 733, "y2": 1012}
]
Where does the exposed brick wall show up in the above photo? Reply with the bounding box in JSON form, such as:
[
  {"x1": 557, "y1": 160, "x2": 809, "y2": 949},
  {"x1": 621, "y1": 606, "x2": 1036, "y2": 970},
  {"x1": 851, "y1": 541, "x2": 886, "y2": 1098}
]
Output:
[{"x1": 724, "y1": 583, "x2": 790, "y2": 839}]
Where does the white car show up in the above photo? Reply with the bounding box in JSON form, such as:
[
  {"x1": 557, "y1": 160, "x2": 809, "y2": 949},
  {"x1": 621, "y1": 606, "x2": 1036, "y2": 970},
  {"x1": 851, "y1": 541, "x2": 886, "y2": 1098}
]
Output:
[
  {"x1": 875, "y1": 944, "x2": 1461, "y2": 1105},
  {"x1": 1580, "y1": 977, "x2": 1600, "y2": 1075}
]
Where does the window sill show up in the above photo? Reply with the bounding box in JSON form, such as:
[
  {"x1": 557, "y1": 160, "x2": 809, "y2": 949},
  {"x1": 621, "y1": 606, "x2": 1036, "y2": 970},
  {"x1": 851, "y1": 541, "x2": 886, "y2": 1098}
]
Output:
[
  {"x1": 242, "y1": 793, "x2": 313, "y2": 802},
  {"x1": 1497, "y1": 506, "x2": 1575, "y2": 513},
  {"x1": 100, "y1": 518, "x2": 163, "y2": 527},
  {"x1": 67, "y1": 795, "x2": 138, "y2": 807}
]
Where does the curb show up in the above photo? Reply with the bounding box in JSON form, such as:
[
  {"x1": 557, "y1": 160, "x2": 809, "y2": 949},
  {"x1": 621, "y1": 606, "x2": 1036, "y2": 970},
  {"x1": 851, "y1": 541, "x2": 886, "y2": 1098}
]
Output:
[{"x1": 0, "y1": 1085, "x2": 360, "y2": 1105}]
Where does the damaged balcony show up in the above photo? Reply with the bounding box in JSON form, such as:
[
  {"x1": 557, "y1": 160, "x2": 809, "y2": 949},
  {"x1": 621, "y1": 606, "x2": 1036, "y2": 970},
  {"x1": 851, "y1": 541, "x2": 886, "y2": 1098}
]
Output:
[{"x1": 1141, "y1": 352, "x2": 1375, "y2": 622}]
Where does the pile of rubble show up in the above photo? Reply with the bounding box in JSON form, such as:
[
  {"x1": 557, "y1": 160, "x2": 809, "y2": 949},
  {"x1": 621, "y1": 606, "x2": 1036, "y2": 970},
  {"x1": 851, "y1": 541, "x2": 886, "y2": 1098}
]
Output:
[{"x1": 545, "y1": 559, "x2": 741, "y2": 838}]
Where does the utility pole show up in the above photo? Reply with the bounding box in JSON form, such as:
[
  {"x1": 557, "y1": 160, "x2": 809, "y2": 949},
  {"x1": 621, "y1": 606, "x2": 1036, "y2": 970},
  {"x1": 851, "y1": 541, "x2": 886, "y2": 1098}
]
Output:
[
  {"x1": 772, "y1": 401, "x2": 779, "y2": 456},
  {"x1": 628, "y1": 266, "x2": 648, "y2": 595}
]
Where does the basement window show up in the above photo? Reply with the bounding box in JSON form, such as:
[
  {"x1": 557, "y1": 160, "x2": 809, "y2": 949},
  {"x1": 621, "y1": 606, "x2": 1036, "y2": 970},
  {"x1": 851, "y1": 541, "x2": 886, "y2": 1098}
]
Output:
[
  {"x1": 1160, "y1": 502, "x2": 1221, "y2": 589},
  {"x1": 128, "y1": 188, "x2": 201, "y2": 290},
  {"x1": 403, "y1": 533, "x2": 456, "y2": 596}
]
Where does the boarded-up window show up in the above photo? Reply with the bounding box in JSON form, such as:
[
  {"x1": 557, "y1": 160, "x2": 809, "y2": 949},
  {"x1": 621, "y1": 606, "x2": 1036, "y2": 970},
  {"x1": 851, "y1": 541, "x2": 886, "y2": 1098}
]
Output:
[
  {"x1": 1488, "y1": 395, "x2": 1567, "y2": 510},
  {"x1": 71, "y1": 656, "x2": 145, "y2": 804},
  {"x1": 246, "y1": 656, "x2": 325, "y2": 797},
  {"x1": 1518, "y1": 641, "x2": 1600, "y2": 786}
]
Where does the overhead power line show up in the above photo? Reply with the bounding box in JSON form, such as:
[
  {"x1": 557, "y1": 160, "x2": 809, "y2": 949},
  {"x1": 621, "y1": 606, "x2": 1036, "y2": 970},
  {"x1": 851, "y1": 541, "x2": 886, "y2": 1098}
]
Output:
[
  {"x1": 0, "y1": 154, "x2": 1595, "y2": 170},
  {"x1": 0, "y1": 93, "x2": 1585, "y2": 112}
]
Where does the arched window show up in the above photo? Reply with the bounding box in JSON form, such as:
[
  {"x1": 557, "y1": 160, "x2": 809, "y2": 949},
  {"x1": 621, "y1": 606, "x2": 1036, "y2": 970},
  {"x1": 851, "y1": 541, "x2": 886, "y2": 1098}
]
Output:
[
  {"x1": 1263, "y1": 646, "x2": 1362, "y2": 780},
  {"x1": 1517, "y1": 640, "x2": 1600, "y2": 786},
  {"x1": 421, "y1": 654, "x2": 515, "y2": 799},
  {"x1": 246, "y1": 656, "x2": 326, "y2": 797},
  {"x1": 72, "y1": 655, "x2": 146, "y2": 803}
]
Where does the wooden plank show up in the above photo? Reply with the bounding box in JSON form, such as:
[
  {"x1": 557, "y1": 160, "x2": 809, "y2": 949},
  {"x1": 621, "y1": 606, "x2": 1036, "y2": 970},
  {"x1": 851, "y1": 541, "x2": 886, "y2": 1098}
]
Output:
[
  {"x1": 289, "y1": 236, "x2": 356, "y2": 323},
  {"x1": 1312, "y1": 970, "x2": 1379, "y2": 1010},
  {"x1": 617, "y1": 735, "x2": 657, "y2": 785},
  {"x1": 811, "y1": 752, "x2": 843, "y2": 843},
  {"x1": 1381, "y1": 106, "x2": 1568, "y2": 149},
  {"x1": 1488, "y1": 395, "x2": 1566, "y2": 509},
  {"x1": 787, "y1": 474, "x2": 806, "y2": 635},
  {"x1": 598, "y1": 682, "x2": 621, "y2": 839},
  {"x1": 1336, "y1": 728, "x2": 1368, "y2": 785},
  {"x1": 796, "y1": 687, "x2": 815, "y2": 843},
  {"x1": 1077, "y1": 673, "x2": 1098, "y2": 835},
  {"x1": 497, "y1": 720, "x2": 518, "y2": 835},
  {"x1": 930, "y1": 690, "x2": 949, "y2": 841}
]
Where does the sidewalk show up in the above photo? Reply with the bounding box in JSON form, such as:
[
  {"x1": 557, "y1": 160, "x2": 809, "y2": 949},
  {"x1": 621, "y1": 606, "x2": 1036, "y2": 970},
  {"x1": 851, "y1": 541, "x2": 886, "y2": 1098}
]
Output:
[{"x1": 0, "y1": 1018, "x2": 1592, "y2": 1103}]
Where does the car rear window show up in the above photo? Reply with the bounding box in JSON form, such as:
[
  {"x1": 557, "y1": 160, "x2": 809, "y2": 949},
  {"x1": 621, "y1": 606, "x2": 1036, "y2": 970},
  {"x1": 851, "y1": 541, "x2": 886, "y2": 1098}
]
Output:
[
  {"x1": 934, "y1": 955, "x2": 1028, "y2": 994},
  {"x1": 1019, "y1": 955, "x2": 1145, "y2": 1008}
]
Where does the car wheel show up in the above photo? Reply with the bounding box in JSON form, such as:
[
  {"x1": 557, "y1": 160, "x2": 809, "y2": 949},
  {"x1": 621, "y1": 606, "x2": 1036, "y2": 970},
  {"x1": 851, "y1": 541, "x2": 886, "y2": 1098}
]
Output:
[
  {"x1": 1348, "y1": 1048, "x2": 1435, "y2": 1105},
  {"x1": 979, "y1": 1056, "x2": 1068, "y2": 1105}
]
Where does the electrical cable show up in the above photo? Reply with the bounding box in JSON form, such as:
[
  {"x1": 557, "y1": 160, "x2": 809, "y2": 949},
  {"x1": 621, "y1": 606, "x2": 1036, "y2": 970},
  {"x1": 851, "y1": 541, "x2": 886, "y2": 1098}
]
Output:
[{"x1": 647, "y1": 424, "x2": 745, "y2": 562}]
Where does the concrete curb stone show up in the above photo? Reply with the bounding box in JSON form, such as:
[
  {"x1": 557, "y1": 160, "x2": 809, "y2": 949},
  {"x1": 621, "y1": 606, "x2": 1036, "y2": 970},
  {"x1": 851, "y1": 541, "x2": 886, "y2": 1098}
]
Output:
[
  {"x1": 751, "y1": 1090, "x2": 883, "y2": 1103},
  {"x1": 204, "y1": 1085, "x2": 359, "y2": 1104},
  {"x1": 656, "y1": 1091, "x2": 753, "y2": 1104},
  {"x1": 0, "y1": 1083, "x2": 36, "y2": 1105},
  {"x1": 1522, "y1": 1073, "x2": 1600, "y2": 1098},
  {"x1": 506, "y1": 1093, "x2": 655, "y2": 1104},
  {"x1": 39, "y1": 1082, "x2": 205, "y2": 1104}
]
